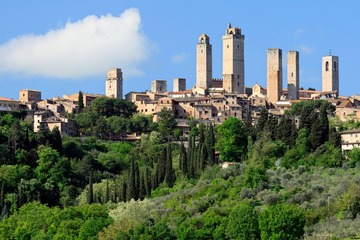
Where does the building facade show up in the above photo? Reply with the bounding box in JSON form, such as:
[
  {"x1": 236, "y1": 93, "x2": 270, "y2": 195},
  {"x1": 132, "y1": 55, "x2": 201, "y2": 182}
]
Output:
[
  {"x1": 106, "y1": 68, "x2": 123, "y2": 99},
  {"x1": 322, "y1": 55, "x2": 339, "y2": 97},
  {"x1": 222, "y1": 23, "x2": 245, "y2": 94},
  {"x1": 267, "y1": 48, "x2": 283, "y2": 107},
  {"x1": 287, "y1": 51, "x2": 299, "y2": 100}
]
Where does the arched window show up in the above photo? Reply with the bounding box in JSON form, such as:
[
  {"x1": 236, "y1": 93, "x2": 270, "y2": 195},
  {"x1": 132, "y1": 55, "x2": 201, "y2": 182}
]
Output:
[
  {"x1": 334, "y1": 61, "x2": 337, "y2": 71},
  {"x1": 325, "y1": 61, "x2": 329, "y2": 71}
]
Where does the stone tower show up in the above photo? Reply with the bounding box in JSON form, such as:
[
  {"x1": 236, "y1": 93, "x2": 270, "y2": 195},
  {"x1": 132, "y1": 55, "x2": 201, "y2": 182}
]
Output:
[
  {"x1": 196, "y1": 34, "x2": 212, "y2": 90},
  {"x1": 222, "y1": 23, "x2": 245, "y2": 94},
  {"x1": 322, "y1": 55, "x2": 339, "y2": 97},
  {"x1": 151, "y1": 80, "x2": 167, "y2": 93},
  {"x1": 287, "y1": 51, "x2": 299, "y2": 100},
  {"x1": 173, "y1": 78, "x2": 186, "y2": 92},
  {"x1": 106, "y1": 68, "x2": 123, "y2": 99},
  {"x1": 267, "y1": 48, "x2": 283, "y2": 107}
]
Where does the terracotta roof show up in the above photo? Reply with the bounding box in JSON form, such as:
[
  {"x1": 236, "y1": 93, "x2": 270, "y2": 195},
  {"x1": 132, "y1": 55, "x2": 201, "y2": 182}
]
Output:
[{"x1": 0, "y1": 97, "x2": 18, "y2": 102}]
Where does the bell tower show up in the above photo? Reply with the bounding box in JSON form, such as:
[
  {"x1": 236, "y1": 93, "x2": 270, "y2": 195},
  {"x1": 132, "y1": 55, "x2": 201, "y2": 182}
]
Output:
[
  {"x1": 106, "y1": 68, "x2": 123, "y2": 99},
  {"x1": 222, "y1": 23, "x2": 245, "y2": 94},
  {"x1": 322, "y1": 54, "x2": 339, "y2": 97},
  {"x1": 196, "y1": 34, "x2": 212, "y2": 90}
]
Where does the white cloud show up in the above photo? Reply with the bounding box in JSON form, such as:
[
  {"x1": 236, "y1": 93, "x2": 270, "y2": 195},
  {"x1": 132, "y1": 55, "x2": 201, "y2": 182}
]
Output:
[
  {"x1": 299, "y1": 44, "x2": 315, "y2": 54},
  {"x1": 294, "y1": 28, "x2": 305, "y2": 38},
  {"x1": 0, "y1": 8, "x2": 151, "y2": 79},
  {"x1": 171, "y1": 53, "x2": 188, "y2": 63}
]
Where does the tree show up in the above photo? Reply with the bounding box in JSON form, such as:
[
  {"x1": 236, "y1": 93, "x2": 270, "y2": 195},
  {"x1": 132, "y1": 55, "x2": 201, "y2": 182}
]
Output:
[
  {"x1": 226, "y1": 201, "x2": 260, "y2": 240},
  {"x1": 165, "y1": 142, "x2": 175, "y2": 187},
  {"x1": 157, "y1": 107, "x2": 176, "y2": 138},
  {"x1": 179, "y1": 142, "x2": 188, "y2": 176},
  {"x1": 77, "y1": 91, "x2": 84, "y2": 113},
  {"x1": 204, "y1": 125, "x2": 215, "y2": 165},
  {"x1": 259, "y1": 203, "x2": 305, "y2": 240},
  {"x1": 256, "y1": 107, "x2": 268, "y2": 135},
  {"x1": 215, "y1": 117, "x2": 248, "y2": 162},
  {"x1": 50, "y1": 126, "x2": 62, "y2": 155}
]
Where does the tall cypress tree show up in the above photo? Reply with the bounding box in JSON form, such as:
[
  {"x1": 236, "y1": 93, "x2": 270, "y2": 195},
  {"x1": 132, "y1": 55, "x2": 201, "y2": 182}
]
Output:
[
  {"x1": 165, "y1": 141, "x2": 175, "y2": 187},
  {"x1": 256, "y1": 108, "x2": 268, "y2": 136},
  {"x1": 179, "y1": 142, "x2": 188, "y2": 176},
  {"x1": 144, "y1": 167, "x2": 151, "y2": 196},
  {"x1": 78, "y1": 91, "x2": 84, "y2": 113},
  {"x1": 87, "y1": 173, "x2": 93, "y2": 204},
  {"x1": 139, "y1": 170, "x2": 145, "y2": 200},
  {"x1": 187, "y1": 136, "x2": 195, "y2": 178},
  {"x1": 205, "y1": 125, "x2": 215, "y2": 166},
  {"x1": 319, "y1": 103, "x2": 329, "y2": 143},
  {"x1": 50, "y1": 126, "x2": 62, "y2": 155},
  {"x1": 157, "y1": 146, "x2": 167, "y2": 184},
  {"x1": 127, "y1": 158, "x2": 136, "y2": 201}
]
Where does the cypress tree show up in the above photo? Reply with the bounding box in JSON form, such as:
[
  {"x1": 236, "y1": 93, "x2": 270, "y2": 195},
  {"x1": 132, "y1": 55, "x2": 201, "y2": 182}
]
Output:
[
  {"x1": 179, "y1": 142, "x2": 188, "y2": 176},
  {"x1": 144, "y1": 167, "x2": 151, "y2": 196},
  {"x1": 127, "y1": 158, "x2": 136, "y2": 201},
  {"x1": 205, "y1": 125, "x2": 215, "y2": 166},
  {"x1": 329, "y1": 126, "x2": 341, "y2": 148},
  {"x1": 256, "y1": 107, "x2": 268, "y2": 138},
  {"x1": 289, "y1": 119, "x2": 298, "y2": 147},
  {"x1": 78, "y1": 91, "x2": 84, "y2": 113},
  {"x1": 310, "y1": 115, "x2": 323, "y2": 151},
  {"x1": 187, "y1": 136, "x2": 195, "y2": 178},
  {"x1": 135, "y1": 160, "x2": 140, "y2": 200},
  {"x1": 50, "y1": 126, "x2": 62, "y2": 155},
  {"x1": 105, "y1": 178, "x2": 109, "y2": 203},
  {"x1": 319, "y1": 103, "x2": 329, "y2": 143},
  {"x1": 165, "y1": 141, "x2": 175, "y2": 187},
  {"x1": 139, "y1": 170, "x2": 145, "y2": 200},
  {"x1": 87, "y1": 173, "x2": 93, "y2": 204},
  {"x1": 157, "y1": 146, "x2": 167, "y2": 184},
  {"x1": 199, "y1": 143, "x2": 207, "y2": 173},
  {"x1": 120, "y1": 179, "x2": 126, "y2": 202}
]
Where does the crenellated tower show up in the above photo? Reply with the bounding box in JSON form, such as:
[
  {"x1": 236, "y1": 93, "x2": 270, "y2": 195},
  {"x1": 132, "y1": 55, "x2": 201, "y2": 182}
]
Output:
[{"x1": 222, "y1": 23, "x2": 245, "y2": 94}]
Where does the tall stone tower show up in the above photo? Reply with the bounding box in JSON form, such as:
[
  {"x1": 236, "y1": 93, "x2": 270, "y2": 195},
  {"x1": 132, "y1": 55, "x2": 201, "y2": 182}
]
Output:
[
  {"x1": 196, "y1": 34, "x2": 212, "y2": 90},
  {"x1": 173, "y1": 78, "x2": 186, "y2": 92},
  {"x1": 106, "y1": 68, "x2": 123, "y2": 99},
  {"x1": 151, "y1": 80, "x2": 167, "y2": 93},
  {"x1": 322, "y1": 55, "x2": 339, "y2": 97},
  {"x1": 222, "y1": 23, "x2": 245, "y2": 94},
  {"x1": 287, "y1": 51, "x2": 299, "y2": 100},
  {"x1": 267, "y1": 48, "x2": 283, "y2": 107}
]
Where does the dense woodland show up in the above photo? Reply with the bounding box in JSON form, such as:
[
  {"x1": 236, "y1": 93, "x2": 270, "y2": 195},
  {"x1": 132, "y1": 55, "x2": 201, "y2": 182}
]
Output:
[{"x1": 1, "y1": 97, "x2": 360, "y2": 239}]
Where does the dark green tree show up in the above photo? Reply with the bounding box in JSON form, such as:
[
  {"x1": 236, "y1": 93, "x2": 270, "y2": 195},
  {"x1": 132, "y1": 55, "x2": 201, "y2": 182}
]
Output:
[
  {"x1": 165, "y1": 142, "x2": 175, "y2": 187},
  {"x1": 226, "y1": 201, "x2": 260, "y2": 240},
  {"x1": 204, "y1": 125, "x2": 215, "y2": 165},
  {"x1": 50, "y1": 126, "x2": 62, "y2": 155},
  {"x1": 259, "y1": 203, "x2": 305, "y2": 240},
  {"x1": 215, "y1": 117, "x2": 248, "y2": 162},
  {"x1": 157, "y1": 107, "x2": 176, "y2": 138},
  {"x1": 87, "y1": 173, "x2": 93, "y2": 204},
  {"x1": 127, "y1": 157, "x2": 137, "y2": 201},
  {"x1": 77, "y1": 91, "x2": 84, "y2": 114},
  {"x1": 256, "y1": 107, "x2": 268, "y2": 135},
  {"x1": 179, "y1": 142, "x2": 188, "y2": 176}
]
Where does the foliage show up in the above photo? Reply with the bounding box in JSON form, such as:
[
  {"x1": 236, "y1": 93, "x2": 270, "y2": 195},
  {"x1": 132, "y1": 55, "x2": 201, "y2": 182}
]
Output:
[
  {"x1": 215, "y1": 117, "x2": 247, "y2": 162},
  {"x1": 259, "y1": 203, "x2": 305, "y2": 240}
]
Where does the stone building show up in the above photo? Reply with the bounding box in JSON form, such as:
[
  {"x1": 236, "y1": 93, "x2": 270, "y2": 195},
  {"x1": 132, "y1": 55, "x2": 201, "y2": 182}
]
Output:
[
  {"x1": 287, "y1": 51, "x2": 299, "y2": 100},
  {"x1": 19, "y1": 89, "x2": 41, "y2": 103},
  {"x1": 322, "y1": 55, "x2": 339, "y2": 97},
  {"x1": 106, "y1": 68, "x2": 123, "y2": 99},
  {"x1": 267, "y1": 48, "x2": 283, "y2": 107},
  {"x1": 196, "y1": 34, "x2": 212, "y2": 91},
  {"x1": 222, "y1": 23, "x2": 245, "y2": 94},
  {"x1": 0, "y1": 97, "x2": 19, "y2": 112},
  {"x1": 151, "y1": 80, "x2": 167, "y2": 93}
]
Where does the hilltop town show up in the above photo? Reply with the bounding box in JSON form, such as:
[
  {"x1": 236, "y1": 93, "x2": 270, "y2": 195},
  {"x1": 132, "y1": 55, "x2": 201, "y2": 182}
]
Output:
[{"x1": 1, "y1": 23, "x2": 360, "y2": 140}]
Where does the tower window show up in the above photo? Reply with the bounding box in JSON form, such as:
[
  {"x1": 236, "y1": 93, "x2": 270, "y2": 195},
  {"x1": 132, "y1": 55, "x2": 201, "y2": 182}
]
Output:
[
  {"x1": 237, "y1": 45, "x2": 239, "y2": 48},
  {"x1": 201, "y1": 50, "x2": 203, "y2": 53},
  {"x1": 227, "y1": 45, "x2": 229, "y2": 48},
  {"x1": 334, "y1": 61, "x2": 337, "y2": 71},
  {"x1": 291, "y1": 73, "x2": 293, "y2": 77},
  {"x1": 237, "y1": 75, "x2": 240, "y2": 79},
  {"x1": 237, "y1": 82, "x2": 240, "y2": 86},
  {"x1": 325, "y1": 61, "x2": 329, "y2": 71}
]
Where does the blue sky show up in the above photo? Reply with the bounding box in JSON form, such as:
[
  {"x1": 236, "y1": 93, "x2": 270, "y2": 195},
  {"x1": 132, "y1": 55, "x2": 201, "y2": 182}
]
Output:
[{"x1": 0, "y1": 1, "x2": 359, "y2": 100}]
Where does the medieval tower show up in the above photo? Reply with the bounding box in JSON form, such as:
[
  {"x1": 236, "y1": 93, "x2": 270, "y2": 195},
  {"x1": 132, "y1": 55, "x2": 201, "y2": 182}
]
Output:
[
  {"x1": 173, "y1": 78, "x2": 186, "y2": 92},
  {"x1": 106, "y1": 68, "x2": 123, "y2": 99},
  {"x1": 196, "y1": 34, "x2": 212, "y2": 90},
  {"x1": 322, "y1": 55, "x2": 339, "y2": 97},
  {"x1": 267, "y1": 48, "x2": 283, "y2": 107},
  {"x1": 222, "y1": 23, "x2": 245, "y2": 94},
  {"x1": 287, "y1": 51, "x2": 299, "y2": 100}
]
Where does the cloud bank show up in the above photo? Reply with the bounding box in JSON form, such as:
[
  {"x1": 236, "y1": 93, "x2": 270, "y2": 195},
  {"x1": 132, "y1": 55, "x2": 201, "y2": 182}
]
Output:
[{"x1": 0, "y1": 8, "x2": 150, "y2": 79}]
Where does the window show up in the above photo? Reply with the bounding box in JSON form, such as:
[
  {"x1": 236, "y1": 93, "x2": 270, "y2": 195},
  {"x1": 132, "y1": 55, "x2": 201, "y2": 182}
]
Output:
[
  {"x1": 227, "y1": 45, "x2": 229, "y2": 48},
  {"x1": 325, "y1": 61, "x2": 329, "y2": 71},
  {"x1": 334, "y1": 61, "x2": 337, "y2": 71},
  {"x1": 237, "y1": 45, "x2": 239, "y2": 48}
]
